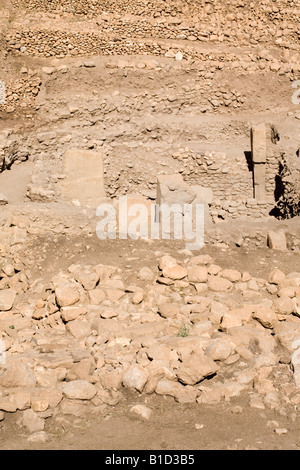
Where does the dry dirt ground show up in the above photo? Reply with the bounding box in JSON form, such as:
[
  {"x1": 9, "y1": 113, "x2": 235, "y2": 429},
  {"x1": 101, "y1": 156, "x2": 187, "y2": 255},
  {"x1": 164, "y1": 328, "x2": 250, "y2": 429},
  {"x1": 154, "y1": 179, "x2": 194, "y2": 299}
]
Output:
[{"x1": 1, "y1": 392, "x2": 300, "y2": 451}]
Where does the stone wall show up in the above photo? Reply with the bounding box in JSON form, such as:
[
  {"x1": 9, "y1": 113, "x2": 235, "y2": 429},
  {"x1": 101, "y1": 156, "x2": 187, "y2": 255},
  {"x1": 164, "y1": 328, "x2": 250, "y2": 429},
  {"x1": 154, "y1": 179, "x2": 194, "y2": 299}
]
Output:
[
  {"x1": 9, "y1": 0, "x2": 299, "y2": 48},
  {"x1": 5, "y1": 30, "x2": 300, "y2": 80},
  {"x1": 172, "y1": 144, "x2": 281, "y2": 219}
]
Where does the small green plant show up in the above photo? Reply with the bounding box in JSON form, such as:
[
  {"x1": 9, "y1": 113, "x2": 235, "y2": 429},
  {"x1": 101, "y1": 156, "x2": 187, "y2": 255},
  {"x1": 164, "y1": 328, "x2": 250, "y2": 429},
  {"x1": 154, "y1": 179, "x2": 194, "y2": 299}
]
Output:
[{"x1": 177, "y1": 323, "x2": 190, "y2": 338}]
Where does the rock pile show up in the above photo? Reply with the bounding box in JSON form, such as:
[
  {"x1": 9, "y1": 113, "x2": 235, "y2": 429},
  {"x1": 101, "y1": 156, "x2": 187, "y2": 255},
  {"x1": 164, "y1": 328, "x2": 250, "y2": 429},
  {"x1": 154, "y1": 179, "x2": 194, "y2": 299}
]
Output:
[{"x1": 1, "y1": 251, "x2": 300, "y2": 437}]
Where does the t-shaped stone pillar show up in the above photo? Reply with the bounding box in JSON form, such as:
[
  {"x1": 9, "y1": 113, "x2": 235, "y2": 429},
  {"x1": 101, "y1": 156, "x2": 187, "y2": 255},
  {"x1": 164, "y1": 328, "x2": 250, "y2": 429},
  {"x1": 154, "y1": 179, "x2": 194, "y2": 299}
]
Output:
[{"x1": 251, "y1": 124, "x2": 267, "y2": 202}]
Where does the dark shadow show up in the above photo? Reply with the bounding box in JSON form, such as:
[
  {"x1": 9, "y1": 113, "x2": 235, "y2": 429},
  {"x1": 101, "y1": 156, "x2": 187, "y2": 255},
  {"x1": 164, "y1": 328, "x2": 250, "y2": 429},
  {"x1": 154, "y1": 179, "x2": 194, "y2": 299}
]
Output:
[
  {"x1": 274, "y1": 161, "x2": 286, "y2": 202},
  {"x1": 269, "y1": 161, "x2": 285, "y2": 219},
  {"x1": 244, "y1": 151, "x2": 253, "y2": 172},
  {"x1": 269, "y1": 206, "x2": 282, "y2": 218}
]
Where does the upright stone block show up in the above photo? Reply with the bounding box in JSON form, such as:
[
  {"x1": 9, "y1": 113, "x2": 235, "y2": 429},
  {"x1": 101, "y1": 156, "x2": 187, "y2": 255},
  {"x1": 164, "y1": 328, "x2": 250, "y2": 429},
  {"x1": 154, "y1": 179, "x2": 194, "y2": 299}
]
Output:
[
  {"x1": 251, "y1": 124, "x2": 267, "y2": 202},
  {"x1": 251, "y1": 124, "x2": 267, "y2": 164},
  {"x1": 156, "y1": 174, "x2": 196, "y2": 207},
  {"x1": 61, "y1": 149, "x2": 106, "y2": 207},
  {"x1": 267, "y1": 231, "x2": 287, "y2": 251}
]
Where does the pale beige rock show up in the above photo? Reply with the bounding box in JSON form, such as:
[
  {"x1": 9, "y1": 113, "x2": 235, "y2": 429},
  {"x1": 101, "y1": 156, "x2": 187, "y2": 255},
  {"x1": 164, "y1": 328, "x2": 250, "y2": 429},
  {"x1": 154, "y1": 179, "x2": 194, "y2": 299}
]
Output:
[
  {"x1": 158, "y1": 303, "x2": 180, "y2": 318},
  {"x1": 176, "y1": 351, "x2": 219, "y2": 385},
  {"x1": 267, "y1": 231, "x2": 287, "y2": 251},
  {"x1": 220, "y1": 306, "x2": 253, "y2": 330},
  {"x1": 61, "y1": 149, "x2": 106, "y2": 207},
  {"x1": 60, "y1": 306, "x2": 87, "y2": 322},
  {"x1": 156, "y1": 174, "x2": 196, "y2": 206},
  {"x1": 30, "y1": 389, "x2": 63, "y2": 409},
  {"x1": 27, "y1": 431, "x2": 49, "y2": 443},
  {"x1": 137, "y1": 267, "x2": 155, "y2": 281},
  {"x1": 253, "y1": 306, "x2": 278, "y2": 329},
  {"x1": 268, "y1": 269, "x2": 285, "y2": 285},
  {"x1": 0, "y1": 399, "x2": 17, "y2": 412},
  {"x1": 59, "y1": 399, "x2": 88, "y2": 417},
  {"x1": 31, "y1": 400, "x2": 49, "y2": 413},
  {"x1": 122, "y1": 365, "x2": 149, "y2": 392},
  {"x1": 66, "y1": 319, "x2": 92, "y2": 338},
  {"x1": 274, "y1": 321, "x2": 300, "y2": 351},
  {"x1": 130, "y1": 404, "x2": 152, "y2": 420},
  {"x1": 22, "y1": 409, "x2": 45, "y2": 433},
  {"x1": 190, "y1": 255, "x2": 213, "y2": 266},
  {"x1": 61, "y1": 380, "x2": 97, "y2": 400},
  {"x1": 10, "y1": 390, "x2": 31, "y2": 410},
  {"x1": 0, "y1": 289, "x2": 16, "y2": 311},
  {"x1": 198, "y1": 388, "x2": 223, "y2": 405},
  {"x1": 158, "y1": 255, "x2": 177, "y2": 271},
  {"x1": 228, "y1": 326, "x2": 276, "y2": 353},
  {"x1": 273, "y1": 297, "x2": 296, "y2": 316},
  {"x1": 55, "y1": 286, "x2": 80, "y2": 308},
  {"x1": 220, "y1": 269, "x2": 242, "y2": 282},
  {"x1": 155, "y1": 378, "x2": 197, "y2": 403},
  {"x1": 208, "y1": 264, "x2": 222, "y2": 275},
  {"x1": 88, "y1": 289, "x2": 106, "y2": 305},
  {"x1": 74, "y1": 271, "x2": 99, "y2": 291},
  {"x1": 187, "y1": 267, "x2": 208, "y2": 283},
  {"x1": 207, "y1": 276, "x2": 232, "y2": 292},
  {"x1": 66, "y1": 358, "x2": 96, "y2": 382},
  {"x1": 132, "y1": 290, "x2": 144, "y2": 305},
  {"x1": 278, "y1": 286, "x2": 297, "y2": 298},
  {"x1": 105, "y1": 288, "x2": 126, "y2": 302},
  {"x1": 162, "y1": 265, "x2": 188, "y2": 280},
  {"x1": 0, "y1": 360, "x2": 36, "y2": 388},
  {"x1": 144, "y1": 360, "x2": 176, "y2": 394},
  {"x1": 98, "y1": 368, "x2": 123, "y2": 390},
  {"x1": 205, "y1": 339, "x2": 233, "y2": 361}
]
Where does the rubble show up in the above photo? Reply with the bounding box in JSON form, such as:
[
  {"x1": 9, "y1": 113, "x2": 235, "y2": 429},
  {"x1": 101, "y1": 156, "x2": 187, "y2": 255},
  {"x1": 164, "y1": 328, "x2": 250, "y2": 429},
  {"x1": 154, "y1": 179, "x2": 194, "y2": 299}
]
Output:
[
  {"x1": 0, "y1": 247, "x2": 299, "y2": 437},
  {"x1": 0, "y1": 0, "x2": 299, "y2": 450}
]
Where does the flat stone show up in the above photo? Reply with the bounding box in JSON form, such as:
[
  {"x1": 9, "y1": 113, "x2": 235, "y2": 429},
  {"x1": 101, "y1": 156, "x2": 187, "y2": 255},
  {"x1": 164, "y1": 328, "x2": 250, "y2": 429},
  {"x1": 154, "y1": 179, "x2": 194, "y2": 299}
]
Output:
[
  {"x1": 61, "y1": 148, "x2": 106, "y2": 208},
  {"x1": 162, "y1": 265, "x2": 188, "y2": 280},
  {"x1": 0, "y1": 290, "x2": 16, "y2": 311},
  {"x1": 61, "y1": 380, "x2": 97, "y2": 400},
  {"x1": 122, "y1": 365, "x2": 149, "y2": 393},
  {"x1": 267, "y1": 231, "x2": 287, "y2": 251},
  {"x1": 22, "y1": 409, "x2": 45, "y2": 433},
  {"x1": 187, "y1": 267, "x2": 208, "y2": 283},
  {"x1": 0, "y1": 360, "x2": 36, "y2": 388},
  {"x1": 176, "y1": 351, "x2": 219, "y2": 385},
  {"x1": 55, "y1": 286, "x2": 80, "y2": 308},
  {"x1": 208, "y1": 276, "x2": 232, "y2": 292}
]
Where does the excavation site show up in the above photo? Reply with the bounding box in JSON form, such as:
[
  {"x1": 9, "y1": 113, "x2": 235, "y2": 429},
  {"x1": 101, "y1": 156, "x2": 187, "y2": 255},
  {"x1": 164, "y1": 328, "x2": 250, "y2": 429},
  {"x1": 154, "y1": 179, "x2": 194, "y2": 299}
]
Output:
[{"x1": 0, "y1": 0, "x2": 300, "y2": 451}]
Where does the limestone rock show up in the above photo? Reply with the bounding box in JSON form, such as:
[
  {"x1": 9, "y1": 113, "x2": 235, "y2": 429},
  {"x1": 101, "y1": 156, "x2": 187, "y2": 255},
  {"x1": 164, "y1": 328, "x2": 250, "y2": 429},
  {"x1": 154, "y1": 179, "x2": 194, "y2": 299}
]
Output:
[
  {"x1": 55, "y1": 286, "x2": 80, "y2": 308},
  {"x1": 22, "y1": 409, "x2": 45, "y2": 433},
  {"x1": 61, "y1": 149, "x2": 106, "y2": 207},
  {"x1": 267, "y1": 231, "x2": 287, "y2": 251},
  {"x1": 0, "y1": 289, "x2": 16, "y2": 311},
  {"x1": 187, "y1": 267, "x2": 208, "y2": 283},
  {"x1": 176, "y1": 351, "x2": 219, "y2": 385},
  {"x1": 122, "y1": 365, "x2": 149, "y2": 393},
  {"x1": 162, "y1": 265, "x2": 188, "y2": 280},
  {"x1": 0, "y1": 360, "x2": 36, "y2": 388},
  {"x1": 208, "y1": 276, "x2": 232, "y2": 292},
  {"x1": 61, "y1": 380, "x2": 97, "y2": 400}
]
